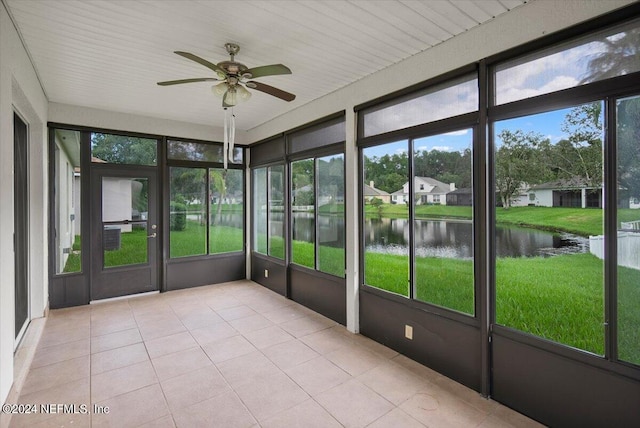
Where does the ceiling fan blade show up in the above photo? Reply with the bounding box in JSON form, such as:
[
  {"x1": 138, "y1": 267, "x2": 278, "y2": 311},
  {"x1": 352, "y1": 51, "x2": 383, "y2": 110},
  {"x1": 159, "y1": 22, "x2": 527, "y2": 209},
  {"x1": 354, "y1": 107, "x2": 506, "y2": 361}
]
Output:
[
  {"x1": 246, "y1": 81, "x2": 296, "y2": 102},
  {"x1": 244, "y1": 64, "x2": 291, "y2": 79},
  {"x1": 157, "y1": 77, "x2": 220, "y2": 86},
  {"x1": 174, "y1": 51, "x2": 226, "y2": 75}
]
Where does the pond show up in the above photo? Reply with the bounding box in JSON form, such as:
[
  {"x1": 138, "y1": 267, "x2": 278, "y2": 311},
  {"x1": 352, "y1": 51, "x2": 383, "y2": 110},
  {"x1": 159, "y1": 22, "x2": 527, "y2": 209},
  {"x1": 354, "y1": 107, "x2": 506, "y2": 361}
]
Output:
[
  {"x1": 265, "y1": 213, "x2": 590, "y2": 258},
  {"x1": 364, "y1": 217, "x2": 589, "y2": 259}
]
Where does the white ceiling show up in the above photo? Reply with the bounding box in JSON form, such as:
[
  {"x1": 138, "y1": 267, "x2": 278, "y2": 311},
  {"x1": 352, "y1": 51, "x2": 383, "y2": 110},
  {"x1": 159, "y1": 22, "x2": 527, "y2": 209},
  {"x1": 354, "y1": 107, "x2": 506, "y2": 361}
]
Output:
[{"x1": 5, "y1": 0, "x2": 527, "y2": 131}]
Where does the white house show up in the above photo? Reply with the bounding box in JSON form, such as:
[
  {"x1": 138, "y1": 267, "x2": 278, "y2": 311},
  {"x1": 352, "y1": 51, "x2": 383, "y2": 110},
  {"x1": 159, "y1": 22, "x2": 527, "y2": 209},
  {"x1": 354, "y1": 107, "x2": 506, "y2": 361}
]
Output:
[
  {"x1": 391, "y1": 177, "x2": 455, "y2": 205},
  {"x1": 528, "y1": 178, "x2": 602, "y2": 208}
]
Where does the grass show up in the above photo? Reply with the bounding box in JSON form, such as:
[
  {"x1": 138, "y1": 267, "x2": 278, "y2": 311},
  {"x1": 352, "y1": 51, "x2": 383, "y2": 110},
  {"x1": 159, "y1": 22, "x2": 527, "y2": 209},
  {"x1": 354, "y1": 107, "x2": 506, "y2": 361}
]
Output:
[{"x1": 169, "y1": 221, "x2": 243, "y2": 258}]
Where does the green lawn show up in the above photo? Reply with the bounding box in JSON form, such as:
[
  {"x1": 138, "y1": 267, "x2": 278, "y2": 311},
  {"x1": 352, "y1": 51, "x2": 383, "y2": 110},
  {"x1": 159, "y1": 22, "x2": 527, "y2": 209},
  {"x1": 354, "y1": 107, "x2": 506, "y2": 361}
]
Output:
[
  {"x1": 365, "y1": 250, "x2": 640, "y2": 361},
  {"x1": 169, "y1": 221, "x2": 244, "y2": 258}
]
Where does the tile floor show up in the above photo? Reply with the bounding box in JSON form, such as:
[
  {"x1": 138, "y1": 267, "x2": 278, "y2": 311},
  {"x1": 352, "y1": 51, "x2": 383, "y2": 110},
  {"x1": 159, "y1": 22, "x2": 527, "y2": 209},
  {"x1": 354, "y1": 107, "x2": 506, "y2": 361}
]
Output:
[{"x1": 8, "y1": 280, "x2": 544, "y2": 427}]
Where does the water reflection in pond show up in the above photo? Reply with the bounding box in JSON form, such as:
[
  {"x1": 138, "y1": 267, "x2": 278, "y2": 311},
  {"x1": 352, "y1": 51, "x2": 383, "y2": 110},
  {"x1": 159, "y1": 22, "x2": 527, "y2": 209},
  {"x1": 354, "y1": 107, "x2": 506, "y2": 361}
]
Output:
[{"x1": 364, "y1": 217, "x2": 588, "y2": 258}]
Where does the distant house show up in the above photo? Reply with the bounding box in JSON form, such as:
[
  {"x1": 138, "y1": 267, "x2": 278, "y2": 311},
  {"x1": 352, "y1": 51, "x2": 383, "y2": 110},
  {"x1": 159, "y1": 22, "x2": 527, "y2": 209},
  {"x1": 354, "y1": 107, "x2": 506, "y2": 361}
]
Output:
[
  {"x1": 529, "y1": 178, "x2": 602, "y2": 208},
  {"x1": 446, "y1": 188, "x2": 472, "y2": 206},
  {"x1": 363, "y1": 181, "x2": 391, "y2": 203},
  {"x1": 392, "y1": 177, "x2": 455, "y2": 205}
]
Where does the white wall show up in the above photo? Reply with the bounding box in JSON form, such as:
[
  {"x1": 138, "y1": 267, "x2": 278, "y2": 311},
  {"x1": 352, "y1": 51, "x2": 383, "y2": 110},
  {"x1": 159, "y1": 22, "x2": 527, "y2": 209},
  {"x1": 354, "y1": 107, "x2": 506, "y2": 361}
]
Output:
[
  {"x1": 49, "y1": 102, "x2": 249, "y2": 145},
  {"x1": 0, "y1": 1, "x2": 49, "y2": 405}
]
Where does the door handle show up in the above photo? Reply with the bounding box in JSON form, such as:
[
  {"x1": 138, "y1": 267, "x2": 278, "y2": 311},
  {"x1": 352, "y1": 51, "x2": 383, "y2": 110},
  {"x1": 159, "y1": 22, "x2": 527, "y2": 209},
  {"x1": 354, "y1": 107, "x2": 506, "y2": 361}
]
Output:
[{"x1": 147, "y1": 233, "x2": 157, "y2": 238}]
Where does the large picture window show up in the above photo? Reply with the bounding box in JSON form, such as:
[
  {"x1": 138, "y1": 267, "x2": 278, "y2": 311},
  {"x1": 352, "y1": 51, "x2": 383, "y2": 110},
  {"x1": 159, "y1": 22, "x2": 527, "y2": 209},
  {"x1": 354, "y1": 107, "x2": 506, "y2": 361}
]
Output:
[
  {"x1": 168, "y1": 141, "x2": 244, "y2": 259},
  {"x1": 494, "y1": 103, "x2": 605, "y2": 355}
]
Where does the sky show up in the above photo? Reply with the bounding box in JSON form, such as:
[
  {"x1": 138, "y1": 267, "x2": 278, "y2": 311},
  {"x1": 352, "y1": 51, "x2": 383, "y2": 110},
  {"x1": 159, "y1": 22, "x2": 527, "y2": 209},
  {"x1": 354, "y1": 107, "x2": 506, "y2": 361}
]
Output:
[{"x1": 362, "y1": 26, "x2": 619, "y2": 158}]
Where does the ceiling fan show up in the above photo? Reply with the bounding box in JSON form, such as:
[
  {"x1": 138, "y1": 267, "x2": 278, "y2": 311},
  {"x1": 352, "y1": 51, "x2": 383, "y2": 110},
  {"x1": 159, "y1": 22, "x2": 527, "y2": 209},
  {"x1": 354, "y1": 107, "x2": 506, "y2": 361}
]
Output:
[{"x1": 157, "y1": 43, "x2": 295, "y2": 107}]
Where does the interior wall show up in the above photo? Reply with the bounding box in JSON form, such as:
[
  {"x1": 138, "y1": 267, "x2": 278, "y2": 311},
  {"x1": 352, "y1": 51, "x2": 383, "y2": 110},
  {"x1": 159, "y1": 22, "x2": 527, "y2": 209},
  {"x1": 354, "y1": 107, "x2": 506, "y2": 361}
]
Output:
[
  {"x1": 0, "y1": 1, "x2": 48, "y2": 405},
  {"x1": 48, "y1": 102, "x2": 249, "y2": 145}
]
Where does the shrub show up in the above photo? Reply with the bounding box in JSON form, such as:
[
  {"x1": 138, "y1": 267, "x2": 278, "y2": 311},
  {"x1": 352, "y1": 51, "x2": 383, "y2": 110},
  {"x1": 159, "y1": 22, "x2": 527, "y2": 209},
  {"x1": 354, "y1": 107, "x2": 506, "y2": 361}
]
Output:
[{"x1": 170, "y1": 201, "x2": 187, "y2": 231}]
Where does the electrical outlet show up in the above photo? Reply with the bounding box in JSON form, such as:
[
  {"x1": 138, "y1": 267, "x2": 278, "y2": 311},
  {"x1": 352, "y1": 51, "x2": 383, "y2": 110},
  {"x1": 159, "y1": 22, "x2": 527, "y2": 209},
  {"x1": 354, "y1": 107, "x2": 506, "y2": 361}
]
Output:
[
  {"x1": 405, "y1": 325, "x2": 413, "y2": 340},
  {"x1": 264, "y1": 269, "x2": 269, "y2": 278}
]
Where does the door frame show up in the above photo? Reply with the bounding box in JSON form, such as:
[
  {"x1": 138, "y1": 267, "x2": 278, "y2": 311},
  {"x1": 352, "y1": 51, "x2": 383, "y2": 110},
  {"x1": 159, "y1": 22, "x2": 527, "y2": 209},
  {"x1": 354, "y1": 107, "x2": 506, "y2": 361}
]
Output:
[{"x1": 89, "y1": 166, "x2": 160, "y2": 300}]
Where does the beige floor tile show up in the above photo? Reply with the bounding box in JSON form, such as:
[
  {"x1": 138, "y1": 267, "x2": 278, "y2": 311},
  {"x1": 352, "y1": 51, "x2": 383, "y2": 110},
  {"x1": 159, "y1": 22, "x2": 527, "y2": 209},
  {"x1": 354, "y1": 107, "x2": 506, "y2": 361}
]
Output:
[
  {"x1": 151, "y1": 347, "x2": 212, "y2": 381},
  {"x1": 243, "y1": 325, "x2": 295, "y2": 350},
  {"x1": 485, "y1": 402, "x2": 546, "y2": 428},
  {"x1": 358, "y1": 360, "x2": 433, "y2": 405},
  {"x1": 279, "y1": 315, "x2": 335, "y2": 338},
  {"x1": 262, "y1": 338, "x2": 319, "y2": 370},
  {"x1": 201, "y1": 335, "x2": 256, "y2": 363},
  {"x1": 38, "y1": 324, "x2": 90, "y2": 348},
  {"x1": 91, "y1": 342, "x2": 149, "y2": 375},
  {"x1": 233, "y1": 372, "x2": 309, "y2": 421},
  {"x1": 10, "y1": 378, "x2": 90, "y2": 428},
  {"x1": 400, "y1": 389, "x2": 488, "y2": 428},
  {"x1": 284, "y1": 356, "x2": 351, "y2": 396},
  {"x1": 176, "y1": 307, "x2": 225, "y2": 330},
  {"x1": 30, "y1": 338, "x2": 90, "y2": 369},
  {"x1": 173, "y1": 393, "x2": 256, "y2": 428},
  {"x1": 215, "y1": 350, "x2": 281, "y2": 388},
  {"x1": 160, "y1": 365, "x2": 231, "y2": 412},
  {"x1": 261, "y1": 304, "x2": 313, "y2": 324},
  {"x1": 11, "y1": 412, "x2": 91, "y2": 428},
  {"x1": 190, "y1": 322, "x2": 238, "y2": 346},
  {"x1": 93, "y1": 383, "x2": 170, "y2": 428},
  {"x1": 91, "y1": 328, "x2": 142, "y2": 354},
  {"x1": 204, "y1": 294, "x2": 243, "y2": 311},
  {"x1": 228, "y1": 313, "x2": 274, "y2": 334},
  {"x1": 349, "y1": 333, "x2": 399, "y2": 359},
  {"x1": 91, "y1": 316, "x2": 138, "y2": 337},
  {"x1": 432, "y1": 374, "x2": 495, "y2": 413},
  {"x1": 299, "y1": 325, "x2": 355, "y2": 354},
  {"x1": 138, "y1": 319, "x2": 187, "y2": 342},
  {"x1": 20, "y1": 355, "x2": 90, "y2": 396},
  {"x1": 91, "y1": 360, "x2": 158, "y2": 403},
  {"x1": 326, "y1": 344, "x2": 388, "y2": 376},
  {"x1": 367, "y1": 408, "x2": 426, "y2": 428},
  {"x1": 315, "y1": 379, "x2": 394, "y2": 428},
  {"x1": 144, "y1": 331, "x2": 198, "y2": 359},
  {"x1": 216, "y1": 304, "x2": 258, "y2": 321},
  {"x1": 138, "y1": 415, "x2": 176, "y2": 428},
  {"x1": 260, "y1": 399, "x2": 342, "y2": 428}
]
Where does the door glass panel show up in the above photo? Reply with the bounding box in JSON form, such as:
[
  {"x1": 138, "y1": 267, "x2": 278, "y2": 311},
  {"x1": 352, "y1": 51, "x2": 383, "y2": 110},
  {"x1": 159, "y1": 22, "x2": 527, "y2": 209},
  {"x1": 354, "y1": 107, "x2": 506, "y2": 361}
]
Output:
[
  {"x1": 494, "y1": 103, "x2": 604, "y2": 355},
  {"x1": 53, "y1": 129, "x2": 82, "y2": 274},
  {"x1": 363, "y1": 141, "x2": 410, "y2": 297},
  {"x1": 291, "y1": 159, "x2": 315, "y2": 268},
  {"x1": 617, "y1": 95, "x2": 640, "y2": 366},
  {"x1": 210, "y1": 168, "x2": 244, "y2": 254},
  {"x1": 169, "y1": 167, "x2": 206, "y2": 258},
  {"x1": 318, "y1": 154, "x2": 345, "y2": 277},
  {"x1": 413, "y1": 130, "x2": 474, "y2": 315},
  {"x1": 102, "y1": 177, "x2": 149, "y2": 268}
]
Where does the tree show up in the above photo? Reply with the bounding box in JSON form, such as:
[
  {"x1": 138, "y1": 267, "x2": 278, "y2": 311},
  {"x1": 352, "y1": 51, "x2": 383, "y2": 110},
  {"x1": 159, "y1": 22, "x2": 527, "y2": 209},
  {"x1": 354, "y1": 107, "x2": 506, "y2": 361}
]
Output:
[
  {"x1": 554, "y1": 102, "x2": 603, "y2": 187},
  {"x1": 617, "y1": 96, "x2": 640, "y2": 204},
  {"x1": 581, "y1": 28, "x2": 640, "y2": 84},
  {"x1": 91, "y1": 133, "x2": 157, "y2": 165},
  {"x1": 495, "y1": 130, "x2": 548, "y2": 209},
  {"x1": 370, "y1": 197, "x2": 384, "y2": 218}
]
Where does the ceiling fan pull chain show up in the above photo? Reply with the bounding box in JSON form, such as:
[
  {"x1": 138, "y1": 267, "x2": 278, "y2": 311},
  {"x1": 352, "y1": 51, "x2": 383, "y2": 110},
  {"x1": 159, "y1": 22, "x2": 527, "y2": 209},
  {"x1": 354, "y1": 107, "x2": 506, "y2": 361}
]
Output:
[
  {"x1": 223, "y1": 107, "x2": 229, "y2": 170},
  {"x1": 229, "y1": 109, "x2": 236, "y2": 163}
]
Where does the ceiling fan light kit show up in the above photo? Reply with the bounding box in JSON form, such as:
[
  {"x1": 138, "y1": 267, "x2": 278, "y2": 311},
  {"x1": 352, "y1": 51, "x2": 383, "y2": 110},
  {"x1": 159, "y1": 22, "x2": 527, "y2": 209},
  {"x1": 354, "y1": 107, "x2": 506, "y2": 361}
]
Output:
[{"x1": 157, "y1": 43, "x2": 295, "y2": 168}]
